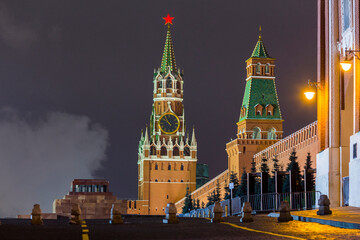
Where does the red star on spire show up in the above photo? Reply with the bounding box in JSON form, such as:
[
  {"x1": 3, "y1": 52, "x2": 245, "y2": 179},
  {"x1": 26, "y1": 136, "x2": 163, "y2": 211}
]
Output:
[{"x1": 163, "y1": 14, "x2": 174, "y2": 25}]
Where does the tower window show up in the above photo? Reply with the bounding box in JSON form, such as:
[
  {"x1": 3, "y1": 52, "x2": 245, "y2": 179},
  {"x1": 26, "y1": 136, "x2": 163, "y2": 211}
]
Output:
[
  {"x1": 256, "y1": 63, "x2": 261, "y2": 73},
  {"x1": 256, "y1": 110, "x2": 261, "y2": 116},
  {"x1": 173, "y1": 147, "x2": 180, "y2": 156},
  {"x1": 155, "y1": 163, "x2": 158, "y2": 170},
  {"x1": 180, "y1": 164, "x2": 184, "y2": 171},
  {"x1": 150, "y1": 146, "x2": 156, "y2": 155},
  {"x1": 161, "y1": 146, "x2": 167, "y2": 156},
  {"x1": 168, "y1": 179, "x2": 171, "y2": 182},
  {"x1": 167, "y1": 195, "x2": 169, "y2": 199},
  {"x1": 265, "y1": 64, "x2": 269, "y2": 73},
  {"x1": 267, "y1": 111, "x2": 272, "y2": 116},
  {"x1": 253, "y1": 127, "x2": 261, "y2": 139},
  {"x1": 155, "y1": 179, "x2": 158, "y2": 182},
  {"x1": 243, "y1": 146, "x2": 246, "y2": 154},
  {"x1": 166, "y1": 78, "x2": 172, "y2": 88},
  {"x1": 168, "y1": 164, "x2": 171, "y2": 170},
  {"x1": 181, "y1": 180, "x2": 184, "y2": 182},
  {"x1": 268, "y1": 128, "x2": 276, "y2": 140},
  {"x1": 184, "y1": 147, "x2": 190, "y2": 156}
]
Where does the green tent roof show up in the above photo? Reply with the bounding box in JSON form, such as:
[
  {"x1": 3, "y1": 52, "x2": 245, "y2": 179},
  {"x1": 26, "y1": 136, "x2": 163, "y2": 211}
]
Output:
[
  {"x1": 250, "y1": 35, "x2": 270, "y2": 58},
  {"x1": 160, "y1": 26, "x2": 177, "y2": 73},
  {"x1": 239, "y1": 78, "x2": 282, "y2": 122}
]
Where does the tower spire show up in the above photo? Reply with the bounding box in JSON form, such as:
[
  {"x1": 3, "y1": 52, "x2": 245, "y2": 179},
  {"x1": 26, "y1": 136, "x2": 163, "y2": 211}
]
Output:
[
  {"x1": 250, "y1": 26, "x2": 269, "y2": 58},
  {"x1": 144, "y1": 125, "x2": 149, "y2": 145},
  {"x1": 191, "y1": 126, "x2": 197, "y2": 146},
  {"x1": 160, "y1": 14, "x2": 177, "y2": 73}
]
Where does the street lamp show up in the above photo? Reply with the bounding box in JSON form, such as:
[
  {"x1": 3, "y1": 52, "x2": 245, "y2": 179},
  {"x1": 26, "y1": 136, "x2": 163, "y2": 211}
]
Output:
[
  {"x1": 340, "y1": 49, "x2": 360, "y2": 71},
  {"x1": 304, "y1": 79, "x2": 322, "y2": 100}
]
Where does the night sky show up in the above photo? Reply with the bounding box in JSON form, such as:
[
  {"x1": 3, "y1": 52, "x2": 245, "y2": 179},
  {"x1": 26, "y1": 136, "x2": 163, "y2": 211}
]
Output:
[{"x1": 0, "y1": 1, "x2": 317, "y2": 201}]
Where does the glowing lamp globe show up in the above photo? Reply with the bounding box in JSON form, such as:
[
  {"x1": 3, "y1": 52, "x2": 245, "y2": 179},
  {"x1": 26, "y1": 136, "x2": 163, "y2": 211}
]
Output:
[
  {"x1": 340, "y1": 60, "x2": 352, "y2": 71},
  {"x1": 304, "y1": 91, "x2": 316, "y2": 100}
]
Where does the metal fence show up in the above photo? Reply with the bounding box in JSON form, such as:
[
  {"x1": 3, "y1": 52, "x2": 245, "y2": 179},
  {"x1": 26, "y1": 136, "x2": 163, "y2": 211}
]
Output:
[{"x1": 180, "y1": 191, "x2": 321, "y2": 218}]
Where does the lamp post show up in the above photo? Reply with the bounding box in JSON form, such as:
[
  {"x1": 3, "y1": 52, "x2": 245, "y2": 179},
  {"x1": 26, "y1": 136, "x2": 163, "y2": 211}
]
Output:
[
  {"x1": 304, "y1": 79, "x2": 322, "y2": 100},
  {"x1": 340, "y1": 49, "x2": 360, "y2": 71}
]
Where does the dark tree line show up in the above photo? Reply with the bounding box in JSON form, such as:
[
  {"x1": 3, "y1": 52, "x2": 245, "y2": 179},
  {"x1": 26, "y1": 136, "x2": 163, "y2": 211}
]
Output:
[{"x1": 183, "y1": 149, "x2": 315, "y2": 213}]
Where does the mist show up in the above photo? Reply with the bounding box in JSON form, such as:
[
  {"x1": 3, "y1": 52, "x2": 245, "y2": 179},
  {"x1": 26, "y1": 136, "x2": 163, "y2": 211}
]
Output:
[{"x1": 0, "y1": 108, "x2": 108, "y2": 217}]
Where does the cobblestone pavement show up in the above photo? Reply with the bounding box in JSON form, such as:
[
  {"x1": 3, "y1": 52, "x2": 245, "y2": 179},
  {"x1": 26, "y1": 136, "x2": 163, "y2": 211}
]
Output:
[
  {"x1": 0, "y1": 215, "x2": 360, "y2": 240},
  {"x1": 225, "y1": 215, "x2": 360, "y2": 240},
  {"x1": 291, "y1": 206, "x2": 360, "y2": 224}
]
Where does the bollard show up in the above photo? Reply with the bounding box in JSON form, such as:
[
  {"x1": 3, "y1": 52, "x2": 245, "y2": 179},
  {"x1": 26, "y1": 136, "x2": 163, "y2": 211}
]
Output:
[
  {"x1": 163, "y1": 203, "x2": 179, "y2": 224},
  {"x1": 110, "y1": 204, "x2": 123, "y2": 224},
  {"x1": 240, "y1": 202, "x2": 253, "y2": 223},
  {"x1": 69, "y1": 203, "x2": 82, "y2": 225},
  {"x1": 211, "y1": 201, "x2": 224, "y2": 223},
  {"x1": 31, "y1": 204, "x2": 43, "y2": 225},
  {"x1": 278, "y1": 201, "x2": 293, "y2": 222},
  {"x1": 317, "y1": 195, "x2": 332, "y2": 215}
]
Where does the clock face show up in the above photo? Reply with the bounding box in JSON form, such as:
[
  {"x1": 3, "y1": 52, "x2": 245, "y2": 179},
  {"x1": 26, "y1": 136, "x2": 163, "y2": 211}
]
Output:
[{"x1": 159, "y1": 113, "x2": 180, "y2": 134}]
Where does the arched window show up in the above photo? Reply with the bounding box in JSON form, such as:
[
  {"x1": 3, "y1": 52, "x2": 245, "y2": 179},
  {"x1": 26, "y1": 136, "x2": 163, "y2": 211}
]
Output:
[
  {"x1": 243, "y1": 146, "x2": 246, "y2": 154},
  {"x1": 256, "y1": 63, "x2": 261, "y2": 73},
  {"x1": 180, "y1": 164, "x2": 184, "y2": 171},
  {"x1": 155, "y1": 163, "x2": 158, "y2": 170},
  {"x1": 150, "y1": 145, "x2": 156, "y2": 155},
  {"x1": 161, "y1": 146, "x2": 167, "y2": 156},
  {"x1": 158, "y1": 81, "x2": 162, "y2": 88},
  {"x1": 267, "y1": 111, "x2": 272, "y2": 116},
  {"x1": 155, "y1": 179, "x2": 158, "y2": 182},
  {"x1": 265, "y1": 64, "x2": 269, "y2": 73},
  {"x1": 166, "y1": 77, "x2": 172, "y2": 88},
  {"x1": 173, "y1": 146, "x2": 179, "y2": 156},
  {"x1": 168, "y1": 164, "x2": 171, "y2": 170},
  {"x1": 253, "y1": 127, "x2": 261, "y2": 139},
  {"x1": 268, "y1": 128, "x2": 276, "y2": 140},
  {"x1": 256, "y1": 110, "x2": 261, "y2": 116},
  {"x1": 168, "y1": 179, "x2": 171, "y2": 182},
  {"x1": 184, "y1": 147, "x2": 190, "y2": 156}
]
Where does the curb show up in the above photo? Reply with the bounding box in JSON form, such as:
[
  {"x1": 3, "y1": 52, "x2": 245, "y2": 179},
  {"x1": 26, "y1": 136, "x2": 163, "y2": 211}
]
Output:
[{"x1": 267, "y1": 213, "x2": 360, "y2": 229}]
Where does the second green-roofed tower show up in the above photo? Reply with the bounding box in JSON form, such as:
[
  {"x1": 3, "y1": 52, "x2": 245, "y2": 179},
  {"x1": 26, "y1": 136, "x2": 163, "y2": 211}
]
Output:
[{"x1": 226, "y1": 31, "x2": 283, "y2": 176}]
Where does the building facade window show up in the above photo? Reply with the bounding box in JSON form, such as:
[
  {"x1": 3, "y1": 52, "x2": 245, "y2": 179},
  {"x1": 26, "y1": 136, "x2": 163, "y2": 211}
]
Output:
[
  {"x1": 173, "y1": 146, "x2": 180, "y2": 156},
  {"x1": 168, "y1": 164, "x2": 171, "y2": 170},
  {"x1": 256, "y1": 63, "x2": 261, "y2": 73},
  {"x1": 150, "y1": 145, "x2": 156, "y2": 155},
  {"x1": 184, "y1": 147, "x2": 190, "y2": 156},
  {"x1": 161, "y1": 146, "x2": 167, "y2": 156},
  {"x1": 253, "y1": 127, "x2": 261, "y2": 139},
  {"x1": 353, "y1": 143, "x2": 357, "y2": 159}
]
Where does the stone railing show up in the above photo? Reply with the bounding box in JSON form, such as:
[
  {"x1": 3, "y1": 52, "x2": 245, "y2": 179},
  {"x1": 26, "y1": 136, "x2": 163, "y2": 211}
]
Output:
[{"x1": 254, "y1": 121, "x2": 318, "y2": 169}]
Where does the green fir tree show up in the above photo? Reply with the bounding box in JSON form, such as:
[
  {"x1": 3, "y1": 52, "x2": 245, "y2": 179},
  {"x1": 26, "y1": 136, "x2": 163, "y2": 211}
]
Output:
[
  {"x1": 182, "y1": 186, "x2": 194, "y2": 213},
  {"x1": 224, "y1": 171, "x2": 239, "y2": 199},
  {"x1": 260, "y1": 153, "x2": 270, "y2": 173},
  {"x1": 303, "y1": 152, "x2": 315, "y2": 191},
  {"x1": 214, "y1": 182, "x2": 221, "y2": 202},
  {"x1": 268, "y1": 155, "x2": 280, "y2": 193},
  {"x1": 282, "y1": 149, "x2": 303, "y2": 193},
  {"x1": 206, "y1": 191, "x2": 214, "y2": 207},
  {"x1": 236, "y1": 167, "x2": 248, "y2": 197}
]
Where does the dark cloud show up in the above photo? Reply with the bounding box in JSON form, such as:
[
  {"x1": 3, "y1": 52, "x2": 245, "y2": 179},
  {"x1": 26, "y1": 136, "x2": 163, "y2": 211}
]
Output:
[{"x1": 0, "y1": 108, "x2": 108, "y2": 217}]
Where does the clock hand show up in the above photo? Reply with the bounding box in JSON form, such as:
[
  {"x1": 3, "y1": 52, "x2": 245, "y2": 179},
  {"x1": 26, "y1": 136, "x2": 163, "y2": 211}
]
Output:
[{"x1": 164, "y1": 116, "x2": 172, "y2": 126}]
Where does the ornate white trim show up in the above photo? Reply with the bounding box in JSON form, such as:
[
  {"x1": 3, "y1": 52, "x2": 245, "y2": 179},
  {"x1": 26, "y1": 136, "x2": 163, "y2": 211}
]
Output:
[{"x1": 154, "y1": 97, "x2": 183, "y2": 102}]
